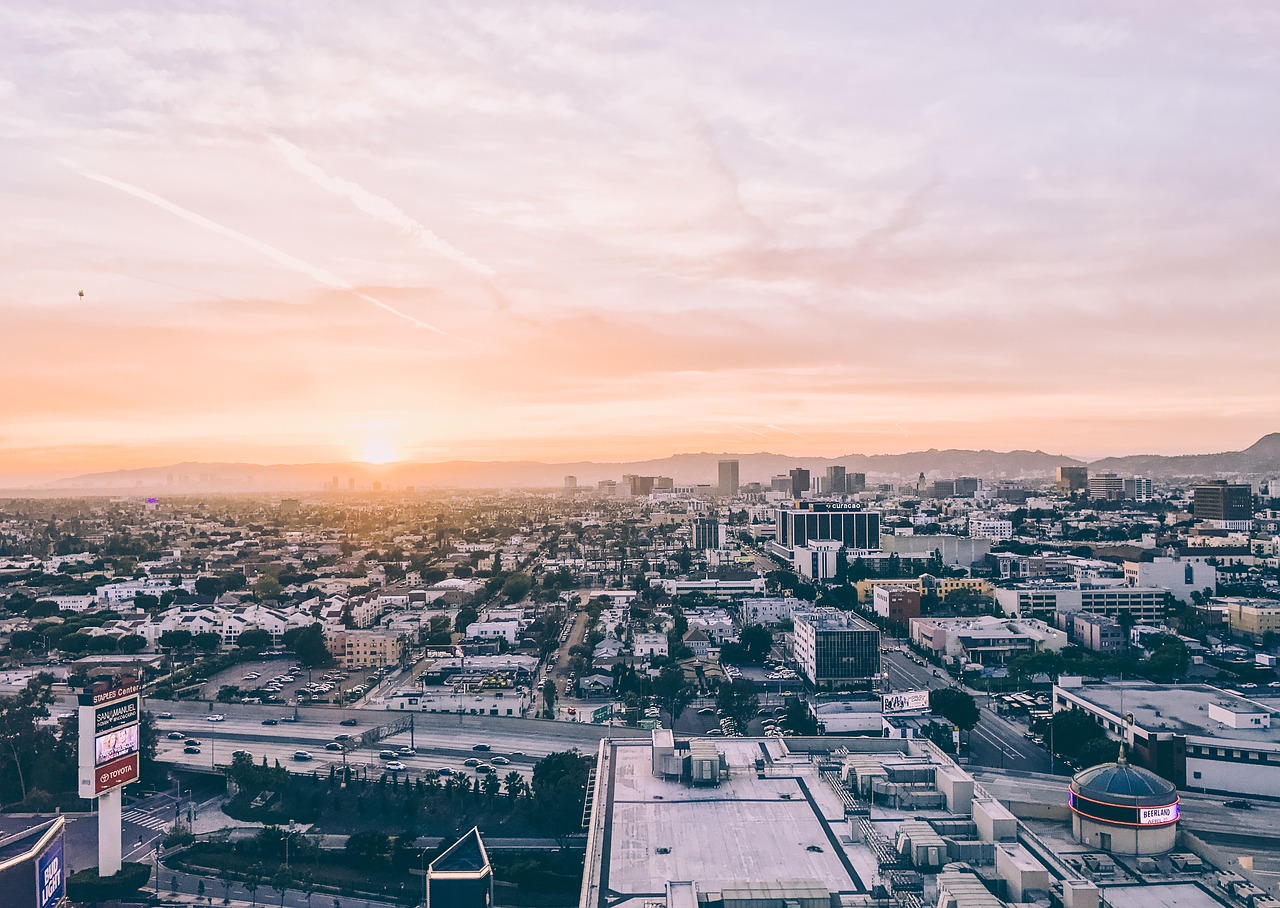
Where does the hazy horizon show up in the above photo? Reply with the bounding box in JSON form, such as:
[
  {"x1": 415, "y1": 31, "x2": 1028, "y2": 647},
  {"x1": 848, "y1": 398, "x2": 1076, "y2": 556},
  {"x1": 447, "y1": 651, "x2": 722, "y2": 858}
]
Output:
[{"x1": 5, "y1": 4, "x2": 1280, "y2": 484}]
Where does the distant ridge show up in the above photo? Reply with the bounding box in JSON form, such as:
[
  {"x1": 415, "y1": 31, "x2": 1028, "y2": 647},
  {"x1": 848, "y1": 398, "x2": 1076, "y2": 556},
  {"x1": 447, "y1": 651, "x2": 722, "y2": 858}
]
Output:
[{"x1": 24, "y1": 433, "x2": 1279, "y2": 492}]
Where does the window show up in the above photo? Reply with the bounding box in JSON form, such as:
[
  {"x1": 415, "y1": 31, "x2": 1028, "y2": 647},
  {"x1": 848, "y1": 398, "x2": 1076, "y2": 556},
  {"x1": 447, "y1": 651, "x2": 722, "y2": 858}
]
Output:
[
  {"x1": 1099, "y1": 833, "x2": 1112, "y2": 851},
  {"x1": 1193, "y1": 771, "x2": 1202, "y2": 779}
]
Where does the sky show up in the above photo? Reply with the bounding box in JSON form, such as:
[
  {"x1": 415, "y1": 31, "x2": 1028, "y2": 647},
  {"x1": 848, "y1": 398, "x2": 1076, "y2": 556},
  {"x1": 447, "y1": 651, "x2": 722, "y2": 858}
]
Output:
[{"x1": 3, "y1": 2, "x2": 1280, "y2": 484}]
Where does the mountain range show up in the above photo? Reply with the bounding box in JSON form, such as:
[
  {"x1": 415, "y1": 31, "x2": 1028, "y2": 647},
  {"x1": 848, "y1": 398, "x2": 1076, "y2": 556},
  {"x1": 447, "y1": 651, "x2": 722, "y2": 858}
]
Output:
[{"x1": 26, "y1": 434, "x2": 1280, "y2": 493}]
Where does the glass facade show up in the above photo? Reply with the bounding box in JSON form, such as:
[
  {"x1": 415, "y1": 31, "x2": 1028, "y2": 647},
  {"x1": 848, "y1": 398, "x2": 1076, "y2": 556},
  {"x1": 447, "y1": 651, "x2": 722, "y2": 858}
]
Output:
[{"x1": 776, "y1": 505, "x2": 880, "y2": 551}]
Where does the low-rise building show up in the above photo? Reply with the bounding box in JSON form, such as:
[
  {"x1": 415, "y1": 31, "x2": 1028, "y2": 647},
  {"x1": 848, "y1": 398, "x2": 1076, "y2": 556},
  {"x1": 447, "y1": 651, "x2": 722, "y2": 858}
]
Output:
[
  {"x1": 872, "y1": 584, "x2": 922, "y2": 626},
  {"x1": 911, "y1": 615, "x2": 1065, "y2": 665},
  {"x1": 633, "y1": 632, "x2": 669, "y2": 659},
  {"x1": 1070, "y1": 612, "x2": 1124, "y2": 653},
  {"x1": 995, "y1": 583, "x2": 1166, "y2": 624}
]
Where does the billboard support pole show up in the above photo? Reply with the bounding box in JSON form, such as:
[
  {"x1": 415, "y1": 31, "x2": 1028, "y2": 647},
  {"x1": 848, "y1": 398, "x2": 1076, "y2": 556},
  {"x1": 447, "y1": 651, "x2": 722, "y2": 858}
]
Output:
[{"x1": 98, "y1": 788, "x2": 122, "y2": 877}]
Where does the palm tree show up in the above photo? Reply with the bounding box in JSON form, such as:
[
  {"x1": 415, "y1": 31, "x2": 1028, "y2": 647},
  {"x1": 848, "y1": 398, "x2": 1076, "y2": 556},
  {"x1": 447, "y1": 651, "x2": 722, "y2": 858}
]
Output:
[{"x1": 503, "y1": 771, "x2": 524, "y2": 799}]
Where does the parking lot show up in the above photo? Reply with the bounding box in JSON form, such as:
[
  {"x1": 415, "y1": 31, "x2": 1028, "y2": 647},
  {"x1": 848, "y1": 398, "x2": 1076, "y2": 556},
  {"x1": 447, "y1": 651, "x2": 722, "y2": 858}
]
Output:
[{"x1": 199, "y1": 657, "x2": 386, "y2": 706}]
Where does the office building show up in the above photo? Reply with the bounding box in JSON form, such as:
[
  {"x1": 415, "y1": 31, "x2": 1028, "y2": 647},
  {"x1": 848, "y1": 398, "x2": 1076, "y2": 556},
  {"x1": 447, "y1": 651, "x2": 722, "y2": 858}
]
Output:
[
  {"x1": 1070, "y1": 612, "x2": 1124, "y2": 653},
  {"x1": 968, "y1": 517, "x2": 1013, "y2": 541},
  {"x1": 825, "y1": 465, "x2": 847, "y2": 494},
  {"x1": 931, "y1": 479, "x2": 955, "y2": 498},
  {"x1": 849, "y1": 471, "x2": 866, "y2": 492},
  {"x1": 789, "y1": 467, "x2": 810, "y2": 497},
  {"x1": 872, "y1": 584, "x2": 921, "y2": 626},
  {"x1": 692, "y1": 517, "x2": 721, "y2": 551},
  {"x1": 717, "y1": 459, "x2": 739, "y2": 497},
  {"x1": 564, "y1": 475, "x2": 577, "y2": 489},
  {"x1": 954, "y1": 477, "x2": 980, "y2": 497},
  {"x1": 910, "y1": 615, "x2": 1066, "y2": 665},
  {"x1": 1056, "y1": 466, "x2": 1088, "y2": 494},
  {"x1": 1088, "y1": 472, "x2": 1124, "y2": 501},
  {"x1": 1194, "y1": 481, "x2": 1253, "y2": 523},
  {"x1": 1054, "y1": 680, "x2": 1280, "y2": 797},
  {"x1": 769, "y1": 474, "x2": 792, "y2": 493},
  {"x1": 792, "y1": 609, "x2": 880, "y2": 688},
  {"x1": 1123, "y1": 476, "x2": 1153, "y2": 501},
  {"x1": 995, "y1": 584, "x2": 1167, "y2": 624},
  {"x1": 1213, "y1": 597, "x2": 1280, "y2": 642},
  {"x1": 1123, "y1": 558, "x2": 1216, "y2": 603},
  {"x1": 427, "y1": 827, "x2": 492, "y2": 908},
  {"x1": 772, "y1": 502, "x2": 880, "y2": 558}
]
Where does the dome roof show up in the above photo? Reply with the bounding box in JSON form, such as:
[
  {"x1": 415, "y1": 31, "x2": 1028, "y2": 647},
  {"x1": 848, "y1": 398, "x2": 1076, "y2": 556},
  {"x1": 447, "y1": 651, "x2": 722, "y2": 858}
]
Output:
[{"x1": 1070, "y1": 760, "x2": 1176, "y2": 808}]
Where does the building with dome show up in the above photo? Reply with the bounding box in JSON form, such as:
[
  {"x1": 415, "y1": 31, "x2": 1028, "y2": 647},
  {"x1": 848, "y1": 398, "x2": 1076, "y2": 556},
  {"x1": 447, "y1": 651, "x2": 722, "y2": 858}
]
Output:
[{"x1": 1069, "y1": 751, "x2": 1179, "y2": 855}]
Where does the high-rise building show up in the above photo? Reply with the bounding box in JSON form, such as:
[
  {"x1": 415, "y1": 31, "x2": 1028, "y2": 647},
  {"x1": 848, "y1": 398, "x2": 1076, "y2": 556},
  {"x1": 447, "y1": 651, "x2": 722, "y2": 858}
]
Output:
[
  {"x1": 1088, "y1": 472, "x2": 1124, "y2": 501},
  {"x1": 692, "y1": 517, "x2": 721, "y2": 551},
  {"x1": 564, "y1": 475, "x2": 577, "y2": 489},
  {"x1": 849, "y1": 472, "x2": 866, "y2": 493},
  {"x1": 772, "y1": 502, "x2": 880, "y2": 556},
  {"x1": 954, "y1": 477, "x2": 980, "y2": 497},
  {"x1": 825, "y1": 465, "x2": 847, "y2": 495},
  {"x1": 792, "y1": 609, "x2": 881, "y2": 688},
  {"x1": 1057, "y1": 466, "x2": 1089, "y2": 494},
  {"x1": 1123, "y1": 477, "x2": 1153, "y2": 501},
  {"x1": 789, "y1": 468, "x2": 810, "y2": 498},
  {"x1": 718, "y1": 460, "x2": 739, "y2": 497},
  {"x1": 1193, "y1": 481, "x2": 1253, "y2": 522}
]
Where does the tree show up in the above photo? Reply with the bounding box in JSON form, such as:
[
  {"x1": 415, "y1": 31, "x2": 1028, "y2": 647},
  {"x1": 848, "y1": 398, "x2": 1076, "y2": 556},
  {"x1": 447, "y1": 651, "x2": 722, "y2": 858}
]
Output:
[
  {"x1": 481, "y1": 772, "x2": 501, "y2": 798},
  {"x1": 195, "y1": 576, "x2": 225, "y2": 597},
  {"x1": 454, "y1": 607, "x2": 479, "y2": 635},
  {"x1": 192, "y1": 631, "x2": 222, "y2": 654},
  {"x1": 254, "y1": 574, "x2": 284, "y2": 600},
  {"x1": 1050, "y1": 708, "x2": 1106, "y2": 762},
  {"x1": 653, "y1": 665, "x2": 693, "y2": 724},
  {"x1": 541, "y1": 678, "x2": 557, "y2": 717},
  {"x1": 739, "y1": 625, "x2": 773, "y2": 662},
  {"x1": 503, "y1": 770, "x2": 525, "y2": 799},
  {"x1": 271, "y1": 867, "x2": 292, "y2": 907},
  {"x1": 0, "y1": 675, "x2": 58, "y2": 803},
  {"x1": 158, "y1": 629, "x2": 194, "y2": 651},
  {"x1": 118, "y1": 633, "x2": 148, "y2": 654},
  {"x1": 716, "y1": 679, "x2": 759, "y2": 730},
  {"x1": 244, "y1": 865, "x2": 263, "y2": 907},
  {"x1": 531, "y1": 750, "x2": 593, "y2": 836},
  {"x1": 236, "y1": 629, "x2": 273, "y2": 651},
  {"x1": 929, "y1": 688, "x2": 980, "y2": 731},
  {"x1": 501, "y1": 574, "x2": 532, "y2": 602},
  {"x1": 286, "y1": 623, "x2": 332, "y2": 668}
]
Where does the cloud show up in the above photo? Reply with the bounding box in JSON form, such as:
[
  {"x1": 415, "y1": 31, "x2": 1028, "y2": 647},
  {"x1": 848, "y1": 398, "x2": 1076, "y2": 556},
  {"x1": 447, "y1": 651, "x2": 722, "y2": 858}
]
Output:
[
  {"x1": 268, "y1": 135, "x2": 497, "y2": 278},
  {"x1": 63, "y1": 160, "x2": 451, "y2": 335}
]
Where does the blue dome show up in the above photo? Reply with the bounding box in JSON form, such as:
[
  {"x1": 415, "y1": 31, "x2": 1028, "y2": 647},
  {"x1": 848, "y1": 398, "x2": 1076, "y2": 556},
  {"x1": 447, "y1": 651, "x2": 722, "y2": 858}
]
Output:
[{"x1": 1070, "y1": 761, "x2": 1176, "y2": 808}]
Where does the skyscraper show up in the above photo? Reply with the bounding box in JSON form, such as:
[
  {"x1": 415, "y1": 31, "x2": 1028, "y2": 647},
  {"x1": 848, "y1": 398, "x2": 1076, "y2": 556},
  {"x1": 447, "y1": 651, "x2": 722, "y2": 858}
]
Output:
[
  {"x1": 1193, "y1": 480, "x2": 1253, "y2": 522},
  {"x1": 849, "y1": 472, "x2": 866, "y2": 492},
  {"x1": 790, "y1": 468, "x2": 810, "y2": 498},
  {"x1": 825, "y1": 465, "x2": 847, "y2": 494},
  {"x1": 718, "y1": 459, "x2": 740, "y2": 497}
]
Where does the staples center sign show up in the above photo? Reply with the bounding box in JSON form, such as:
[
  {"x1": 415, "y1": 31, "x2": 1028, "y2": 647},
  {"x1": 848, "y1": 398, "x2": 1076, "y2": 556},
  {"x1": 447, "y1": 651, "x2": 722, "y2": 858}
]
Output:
[{"x1": 78, "y1": 678, "x2": 141, "y2": 798}]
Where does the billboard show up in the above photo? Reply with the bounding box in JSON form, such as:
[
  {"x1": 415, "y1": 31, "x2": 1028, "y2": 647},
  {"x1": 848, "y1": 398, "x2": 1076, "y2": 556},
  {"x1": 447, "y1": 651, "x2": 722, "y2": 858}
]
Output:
[
  {"x1": 95, "y1": 726, "x2": 139, "y2": 766},
  {"x1": 882, "y1": 689, "x2": 930, "y2": 714},
  {"x1": 78, "y1": 677, "x2": 140, "y2": 799},
  {"x1": 36, "y1": 834, "x2": 64, "y2": 908},
  {"x1": 92, "y1": 755, "x2": 139, "y2": 795},
  {"x1": 1139, "y1": 803, "x2": 1179, "y2": 826}
]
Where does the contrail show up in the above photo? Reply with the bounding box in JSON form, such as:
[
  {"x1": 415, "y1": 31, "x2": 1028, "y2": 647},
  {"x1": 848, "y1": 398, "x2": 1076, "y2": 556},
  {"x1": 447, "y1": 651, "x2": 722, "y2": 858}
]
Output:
[
  {"x1": 63, "y1": 160, "x2": 450, "y2": 335},
  {"x1": 269, "y1": 135, "x2": 496, "y2": 278}
]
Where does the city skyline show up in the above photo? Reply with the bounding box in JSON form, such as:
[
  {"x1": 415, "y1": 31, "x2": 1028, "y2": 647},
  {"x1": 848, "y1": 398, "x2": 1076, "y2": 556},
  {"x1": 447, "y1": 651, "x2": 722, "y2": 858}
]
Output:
[{"x1": 5, "y1": 4, "x2": 1280, "y2": 482}]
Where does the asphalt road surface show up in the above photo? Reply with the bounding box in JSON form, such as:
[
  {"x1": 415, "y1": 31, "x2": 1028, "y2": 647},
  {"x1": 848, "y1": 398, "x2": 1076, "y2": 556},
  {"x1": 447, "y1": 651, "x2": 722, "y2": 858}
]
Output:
[{"x1": 881, "y1": 648, "x2": 1053, "y2": 774}]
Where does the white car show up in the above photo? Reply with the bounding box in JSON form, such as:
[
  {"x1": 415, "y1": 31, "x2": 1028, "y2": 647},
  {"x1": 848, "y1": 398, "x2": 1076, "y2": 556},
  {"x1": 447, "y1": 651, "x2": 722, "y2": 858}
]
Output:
[
  {"x1": 385, "y1": 761, "x2": 407, "y2": 772},
  {"x1": 206, "y1": 714, "x2": 225, "y2": 722}
]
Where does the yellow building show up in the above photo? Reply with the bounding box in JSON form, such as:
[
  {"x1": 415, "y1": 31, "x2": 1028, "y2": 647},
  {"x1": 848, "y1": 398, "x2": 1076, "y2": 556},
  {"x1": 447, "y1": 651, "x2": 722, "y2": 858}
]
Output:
[{"x1": 856, "y1": 576, "x2": 992, "y2": 605}]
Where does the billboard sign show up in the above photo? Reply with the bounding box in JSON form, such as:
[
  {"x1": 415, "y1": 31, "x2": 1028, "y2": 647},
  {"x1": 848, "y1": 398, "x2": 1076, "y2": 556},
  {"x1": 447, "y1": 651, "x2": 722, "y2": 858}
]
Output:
[
  {"x1": 882, "y1": 689, "x2": 930, "y2": 714},
  {"x1": 592, "y1": 705, "x2": 611, "y2": 723},
  {"x1": 95, "y1": 726, "x2": 139, "y2": 766},
  {"x1": 1139, "y1": 803, "x2": 1179, "y2": 826},
  {"x1": 36, "y1": 833, "x2": 64, "y2": 908},
  {"x1": 78, "y1": 678, "x2": 140, "y2": 708},
  {"x1": 93, "y1": 755, "x2": 139, "y2": 795},
  {"x1": 93, "y1": 698, "x2": 138, "y2": 735}
]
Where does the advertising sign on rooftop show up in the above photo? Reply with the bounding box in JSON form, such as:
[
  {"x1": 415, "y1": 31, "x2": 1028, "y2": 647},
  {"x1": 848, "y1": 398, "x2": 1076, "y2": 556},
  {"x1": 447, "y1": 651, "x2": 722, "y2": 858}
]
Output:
[{"x1": 882, "y1": 689, "x2": 930, "y2": 714}]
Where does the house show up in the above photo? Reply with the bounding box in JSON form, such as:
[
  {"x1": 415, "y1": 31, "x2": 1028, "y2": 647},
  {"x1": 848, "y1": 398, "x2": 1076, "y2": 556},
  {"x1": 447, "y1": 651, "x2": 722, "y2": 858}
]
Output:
[
  {"x1": 633, "y1": 633, "x2": 668, "y2": 659},
  {"x1": 683, "y1": 627, "x2": 711, "y2": 658},
  {"x1": 579, "y1": 673, "x2": 615, "y2": 698}
]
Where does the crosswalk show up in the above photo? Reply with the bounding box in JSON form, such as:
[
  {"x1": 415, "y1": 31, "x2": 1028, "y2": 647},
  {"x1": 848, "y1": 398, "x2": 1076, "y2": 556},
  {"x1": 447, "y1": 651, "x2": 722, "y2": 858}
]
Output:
[{"x1": 122, "y1": 809, "x2": 170, "y2": 831}]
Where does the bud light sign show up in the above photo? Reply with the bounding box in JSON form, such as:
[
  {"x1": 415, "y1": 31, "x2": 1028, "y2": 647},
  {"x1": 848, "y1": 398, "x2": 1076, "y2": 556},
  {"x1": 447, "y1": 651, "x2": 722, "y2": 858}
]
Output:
[{"x1": 37, "y1": 834, "x2": 64, "y2": 908}]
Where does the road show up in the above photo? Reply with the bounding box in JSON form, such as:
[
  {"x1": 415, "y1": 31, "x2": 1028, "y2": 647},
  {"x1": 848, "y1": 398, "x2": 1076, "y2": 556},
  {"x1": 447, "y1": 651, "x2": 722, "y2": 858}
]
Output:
[
  {"x1": 101, "y1": 696, "x2": 645, "y2": 780},
  {"x1": 881, "y1": 649, "x2": 1053, "y2": 774}
]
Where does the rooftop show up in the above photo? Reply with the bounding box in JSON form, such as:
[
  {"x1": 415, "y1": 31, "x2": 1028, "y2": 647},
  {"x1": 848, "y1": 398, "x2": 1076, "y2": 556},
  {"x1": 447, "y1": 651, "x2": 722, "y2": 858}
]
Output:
[{"x1": 1059, "y1": 682, "x2": 1280, "y2": 744}]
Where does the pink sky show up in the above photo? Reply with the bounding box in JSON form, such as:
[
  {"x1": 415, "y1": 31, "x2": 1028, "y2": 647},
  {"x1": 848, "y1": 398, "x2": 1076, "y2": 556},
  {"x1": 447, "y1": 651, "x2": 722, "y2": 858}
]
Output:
[{"x1": 3, "y1": 3, "x2": 1279, "y2": 483}]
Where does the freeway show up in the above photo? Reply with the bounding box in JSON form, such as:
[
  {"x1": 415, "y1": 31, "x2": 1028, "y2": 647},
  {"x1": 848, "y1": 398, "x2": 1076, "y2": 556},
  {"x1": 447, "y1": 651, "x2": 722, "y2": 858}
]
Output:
[
  {"x1": 881, "y1": 648, "x2": 1053, "y2": 774},
  {"x1": 81, "y1": 695, "x2": 648, "y2": 778}
]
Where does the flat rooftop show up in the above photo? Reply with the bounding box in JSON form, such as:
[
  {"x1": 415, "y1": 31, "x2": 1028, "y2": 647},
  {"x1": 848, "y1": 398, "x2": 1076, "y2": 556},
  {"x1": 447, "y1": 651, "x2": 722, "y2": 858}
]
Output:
[
  {"x1": 584, "y1": 738, "x2": 868, "y2": 908},
  {"x1": 1059, "y1": 682, "x2": 1280, "y2": 743}
]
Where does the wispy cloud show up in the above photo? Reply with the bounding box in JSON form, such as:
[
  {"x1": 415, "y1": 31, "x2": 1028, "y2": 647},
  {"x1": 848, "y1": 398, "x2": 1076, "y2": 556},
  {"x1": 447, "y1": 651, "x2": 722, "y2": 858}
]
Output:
[
  {"x1": 269, "y1": 135, "x2": 497, "y2": 278},
  {"x1": 64, "y1": 160, "x2": 450, "y2": 335}
]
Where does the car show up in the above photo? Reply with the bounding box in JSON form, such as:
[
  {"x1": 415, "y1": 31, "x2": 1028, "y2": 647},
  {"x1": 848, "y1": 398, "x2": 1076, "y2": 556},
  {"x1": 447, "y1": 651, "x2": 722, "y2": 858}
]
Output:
[
  {"x1": 261, "y1": 718, "x2": 278, "y2": 726},
  {"x1": 437, "y1": 767, "x2": 454, "y2": 776},
  {"x1": 293, "y1": 751, "x2": 313, "y2": 761},
  {"x1": 184, "y1": 739, "x2": 202, "y2": 747},
  {"x1": 157, "y1": 711, "x2": 174, "y2": 719},
  {"x1": 281, "y1": 715, "x2": 299, "y2": 723},
  {"x1": 491, "y1": 756, "x2": 510, "y2": 765},
  {"x1": 206, "y1": 714, "x2": 225, "y2": 722},
  {"x1": 509, "y1": 751, "x2": 526, "y2": 757},
  {"x1": 379, "y1": 750, "x2": 397, "y2": 760},
  {"x1": 1270, "y1": 681, "x2": 1280, "y2": 688},
  {"x1": 472, "y1": 743, "x2": 491, "y2": 751},
  {"x1": 166, "y1": 732, "x2": 185, "y2": 740},
  {"x1": 398, "y1": 747, "x2": 417, "y2": 757},
  {"x1": 334, "y1": 734, "x2": 352, "y2": 743},
  {"x1": 476, "y1": 764, "x2": 493, "y2": 774},
  {"x1": 325, "y1": 742, "x2": 343, "y2": 752},
  {"x1": 184, "y1": 746, "x2": 201, "y2": 754},
  {"x1": 1225, "y1": 799, "x2": 1253, "y2": 810},
  {"x1": 697, "y1": 707, "x2": 716, "y2": 715},
  {"x1": 463, "y1": 758, "x2": 480, "y2": 767},
  {"x1": 232, "y1": 750, "x2": 251, "y2": 759},
  {"x1": 1242, "y1": 683, "x2": 1259, "y2": 689},
  {"x1": 385, "y1": 761, "x2": 407, "y2": 771}
]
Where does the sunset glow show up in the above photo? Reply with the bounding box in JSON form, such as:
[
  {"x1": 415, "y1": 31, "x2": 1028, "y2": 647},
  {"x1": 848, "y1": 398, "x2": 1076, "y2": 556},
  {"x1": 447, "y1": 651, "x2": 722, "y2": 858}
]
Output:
[{"x1": 2, "y1": 4, "x2": 1279, "y2": 484}]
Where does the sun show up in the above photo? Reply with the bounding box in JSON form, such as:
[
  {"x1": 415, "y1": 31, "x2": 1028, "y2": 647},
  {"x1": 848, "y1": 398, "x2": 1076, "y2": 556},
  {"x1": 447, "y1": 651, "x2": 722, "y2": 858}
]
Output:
[{"x1": 358, "y1": 437, "x2": 399, "y2": 464}]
